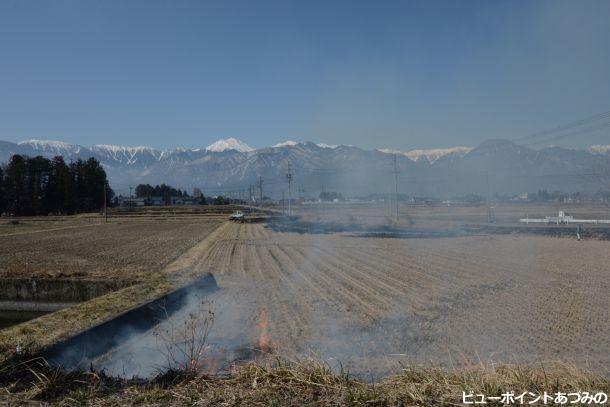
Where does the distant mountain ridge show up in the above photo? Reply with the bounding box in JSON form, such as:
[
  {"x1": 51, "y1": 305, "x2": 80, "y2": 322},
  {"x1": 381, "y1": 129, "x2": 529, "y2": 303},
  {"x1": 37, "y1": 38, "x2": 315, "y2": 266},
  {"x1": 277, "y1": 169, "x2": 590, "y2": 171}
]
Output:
[
  {"x1": 205, "y1": 138, "x2": 254, "y2": 153},
  {"x1": 2, "y1": 138, "x2": 609, "y2": 197},
  {"x1": 378, "y1": 146, "x2": 473, "y2": 163}
]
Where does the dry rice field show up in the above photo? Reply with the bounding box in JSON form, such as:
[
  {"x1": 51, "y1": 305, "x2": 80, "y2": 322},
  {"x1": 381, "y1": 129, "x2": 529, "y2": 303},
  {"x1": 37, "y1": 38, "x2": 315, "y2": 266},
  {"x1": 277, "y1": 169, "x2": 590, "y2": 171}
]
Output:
[
  {"x1": 2, "y1": 211, "x2": 608, "y2": 379},
  {"x1": 0, "y1": 219, "x2": 222, "y2": 283},
  {"x1": 167, "y1": 221, "x2": 610, "y2": 378}
]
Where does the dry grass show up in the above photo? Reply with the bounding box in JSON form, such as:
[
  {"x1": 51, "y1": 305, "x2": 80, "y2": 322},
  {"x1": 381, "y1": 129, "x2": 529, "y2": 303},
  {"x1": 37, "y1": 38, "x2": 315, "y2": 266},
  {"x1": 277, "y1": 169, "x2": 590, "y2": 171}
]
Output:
[{"x1": 1, "y1": 356, "x2": 608, "y2": 406}]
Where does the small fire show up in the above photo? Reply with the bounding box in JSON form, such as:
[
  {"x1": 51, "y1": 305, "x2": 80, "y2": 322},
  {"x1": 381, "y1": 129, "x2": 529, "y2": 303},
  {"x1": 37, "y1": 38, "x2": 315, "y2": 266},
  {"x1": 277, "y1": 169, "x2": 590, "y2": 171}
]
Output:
[
  {"x1": 205, "y1": 356, "x2": 220, "y2": 375},
  {"x1": 258, "y1": 308, "x2": 273, "y2": 353}
]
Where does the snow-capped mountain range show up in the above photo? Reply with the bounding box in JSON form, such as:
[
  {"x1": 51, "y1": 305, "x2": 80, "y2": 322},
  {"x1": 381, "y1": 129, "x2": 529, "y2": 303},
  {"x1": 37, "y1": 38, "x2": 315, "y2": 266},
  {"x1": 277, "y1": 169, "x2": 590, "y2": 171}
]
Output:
[
  {"x1": 11, "y1": 138, "x2": 480, "y2": 163},
  {"x1": 1, "y1": 138, "x2": 609, "y2": 196}
]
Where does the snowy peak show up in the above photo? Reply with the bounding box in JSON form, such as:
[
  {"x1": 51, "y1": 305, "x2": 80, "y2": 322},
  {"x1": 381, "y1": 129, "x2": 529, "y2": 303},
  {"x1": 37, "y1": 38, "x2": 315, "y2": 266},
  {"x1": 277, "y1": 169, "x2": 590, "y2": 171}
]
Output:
[
  {"x1": 405, "y1": 147, "x2": 473, "y2": 163},
  {"x1": 18, "y1": 139, "x2": 81, "y2": 154},
  {"x1": 91, "y1": 144, "x2": 162, "y2": 165},
  {"x1": 92, "y1": 144, "x2": 156, "y2": 154},
  {"x1": 378, "y1": 148, "x2": 403, "y2": 155},
  {"x1": 589, "y1": 145, "x2": 610, "y2": 155},
  {"x1": 205, "y1": 138, "x2": 254, "y2": 153},
  {"x1": 273, "y1": 140, "x2": 300, "y2": 148},
  {"x1": 272, "y1": 141, "x2": 341, "y2": 149},
  {"x1": 316, "y1": 143, "x2": 339, "y2": 149},
  {"x1": 378, "y1": 146, "x2": 473, "y2": 163}
]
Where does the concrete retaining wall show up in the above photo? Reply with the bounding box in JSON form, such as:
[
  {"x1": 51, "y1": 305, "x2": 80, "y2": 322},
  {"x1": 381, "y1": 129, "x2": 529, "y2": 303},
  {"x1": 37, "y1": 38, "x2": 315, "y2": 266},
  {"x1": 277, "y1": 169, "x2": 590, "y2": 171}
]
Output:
[
  {"x1": 0, "y1": 278, "x2": 128, "y2": 303},
  {"x1": 41, "y1": 273, "x2": 218, "y2": 370}
]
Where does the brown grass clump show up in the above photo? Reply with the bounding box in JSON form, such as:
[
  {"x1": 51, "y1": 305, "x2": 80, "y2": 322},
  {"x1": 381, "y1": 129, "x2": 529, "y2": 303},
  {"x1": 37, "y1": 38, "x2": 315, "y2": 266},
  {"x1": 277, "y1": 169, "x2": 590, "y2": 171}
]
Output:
[{"x1": 1, "y1": 357, "x2": 608, "y2": 406}]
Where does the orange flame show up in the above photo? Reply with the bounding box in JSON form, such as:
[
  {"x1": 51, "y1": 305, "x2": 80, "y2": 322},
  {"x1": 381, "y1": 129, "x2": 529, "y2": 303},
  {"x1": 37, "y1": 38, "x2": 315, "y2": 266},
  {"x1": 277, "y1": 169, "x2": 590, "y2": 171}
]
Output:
[
  {"x1": 258, "y1": 308, "x2": 272, "y2": 353},
  {"x1": 206, "y1": 357, "x2": 220, "y2": 375}
]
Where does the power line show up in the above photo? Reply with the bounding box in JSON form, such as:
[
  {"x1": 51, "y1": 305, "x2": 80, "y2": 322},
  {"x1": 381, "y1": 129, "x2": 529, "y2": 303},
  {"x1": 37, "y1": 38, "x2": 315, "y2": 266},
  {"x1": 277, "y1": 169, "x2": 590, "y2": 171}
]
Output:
[
  {"x1": 524, "y1": 121, "x2": 610, "y2": 146},
  {"x1": 512, "y1": 110, "x2": 610, "y2": 141},
  {"x1": 513, "y1": 109, "x2": 610, "y2": 142}
]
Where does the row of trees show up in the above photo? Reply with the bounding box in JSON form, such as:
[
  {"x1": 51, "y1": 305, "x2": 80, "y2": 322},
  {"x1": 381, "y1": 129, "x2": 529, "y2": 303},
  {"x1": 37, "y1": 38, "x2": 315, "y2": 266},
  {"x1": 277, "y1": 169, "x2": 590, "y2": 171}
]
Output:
[
  {"x1": 135, "y1": 184, "x2": 190, "y2": 200},
  {"x1": 134, "y1": 183, "x2": 202, "y2": 205},
  {"x1": 0, "y1": 155, "x2": 113, "y2": 216},
  {"x1": 132, "y1": 184, "x2": 235, "y2": 205}
]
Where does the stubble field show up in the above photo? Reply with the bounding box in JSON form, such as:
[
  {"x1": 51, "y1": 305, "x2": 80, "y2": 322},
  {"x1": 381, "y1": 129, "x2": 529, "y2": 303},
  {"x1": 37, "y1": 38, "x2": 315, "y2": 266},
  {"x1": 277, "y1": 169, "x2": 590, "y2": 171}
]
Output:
[
  {"x1": 1, "y1": 205, "x2": 608, "y2": 380},
  {"x1": 184, "y1": 221, "x2": 609, "y2": 378},
  {"x1": 0, "y1": 218, "x2": 222, "y2": 282}
]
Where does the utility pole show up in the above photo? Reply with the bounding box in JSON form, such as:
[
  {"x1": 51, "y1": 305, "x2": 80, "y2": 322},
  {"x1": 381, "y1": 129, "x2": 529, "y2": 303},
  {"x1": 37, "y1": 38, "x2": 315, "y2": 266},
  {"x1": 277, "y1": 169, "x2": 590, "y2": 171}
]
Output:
[
  {"x1": 286, "y1": 162, "x2": 293, "y2": 216},
  {"x1": 103, "y1": 182, "x2": 108, "y2": 223},
  {"x1": 320, "y1": 184, "x2": 326, "y2": 219},
  {"x1": 129, "y1": 186, "x2": 133, "y2": 200},
  {"x1": 486, "y1": 171, "x2": 494, "y2": 223},
  {"x1": 386, "y1": 193, "x2": 390, "y2": 217},
  {"x1": 393, "y1": 155, "x2": 399, "y2": 222},
  {"x1": 282, "y1": 191, "x2": 285, "y2": 215},
  {"x1": 248, "y1": 185, "x2": 253, "y2": 212},
  {"x1": 258, "y1": 176, "x2": 264, "y2": 207}
]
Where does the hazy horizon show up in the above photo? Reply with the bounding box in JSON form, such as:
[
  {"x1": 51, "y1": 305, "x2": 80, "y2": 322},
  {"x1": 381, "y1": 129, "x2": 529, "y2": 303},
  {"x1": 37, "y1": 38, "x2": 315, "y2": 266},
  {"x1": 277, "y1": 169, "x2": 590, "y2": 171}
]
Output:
[{"x1": 4, "y1": 136, "x2": 609, "y2": 153}]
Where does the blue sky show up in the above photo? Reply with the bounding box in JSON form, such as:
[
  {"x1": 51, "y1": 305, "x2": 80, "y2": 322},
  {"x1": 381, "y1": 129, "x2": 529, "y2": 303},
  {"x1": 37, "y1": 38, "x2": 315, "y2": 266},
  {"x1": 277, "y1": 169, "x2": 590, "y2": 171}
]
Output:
[{"x1": 1, "y1": 0, "x2": 609, "y2": 150}]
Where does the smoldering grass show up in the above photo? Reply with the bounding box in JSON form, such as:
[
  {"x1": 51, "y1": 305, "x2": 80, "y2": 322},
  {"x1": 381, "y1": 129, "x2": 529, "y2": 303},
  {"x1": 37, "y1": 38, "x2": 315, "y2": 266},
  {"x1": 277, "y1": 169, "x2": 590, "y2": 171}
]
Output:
[
  {"x1": 1, "y1": 355, "x2": 609, "y2": 405},
  {"x1": 0, "y1": 356, "x2": 121, "y2": 403},
  {"x1": 153, "y1": 299, "x2": 215, "y2": 374},
  {"x1": 2, "y1": 314, "x2": 608, "y2": 405}
]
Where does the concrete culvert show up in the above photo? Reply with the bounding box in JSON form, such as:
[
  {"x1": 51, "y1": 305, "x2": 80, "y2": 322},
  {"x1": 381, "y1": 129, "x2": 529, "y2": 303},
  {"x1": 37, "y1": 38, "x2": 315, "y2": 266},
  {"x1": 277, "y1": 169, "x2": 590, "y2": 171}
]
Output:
[{"x1": 41, "y1": 274, "x2": 218, "y2": 372}]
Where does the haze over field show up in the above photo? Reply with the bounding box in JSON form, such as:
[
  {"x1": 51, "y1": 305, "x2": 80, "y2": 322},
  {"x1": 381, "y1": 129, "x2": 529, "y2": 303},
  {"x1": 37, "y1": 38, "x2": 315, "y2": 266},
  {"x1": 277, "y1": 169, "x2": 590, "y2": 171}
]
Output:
[{"x1": 1, "y1": 138, "x2": 609, "y2": 197}]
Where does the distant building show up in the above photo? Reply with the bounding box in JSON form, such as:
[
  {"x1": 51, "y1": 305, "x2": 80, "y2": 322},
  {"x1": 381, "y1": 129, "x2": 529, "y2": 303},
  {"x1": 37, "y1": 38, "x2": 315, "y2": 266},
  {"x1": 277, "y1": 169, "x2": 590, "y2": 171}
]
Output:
[
  {"x1": 515, "y1": 193, "x2": 529, "y2": 201},
  {"x1": 193, "y1": 188, "x2": 203, "y2": 198},
  {"x1": 170, "y1": 197, "x2": 199, "y2": 205},
  {"x1": 148, "y1": 196, "x2": 164, "y2": 206},
  {"x1": 520, "y1": 210, "x2": 610, "y2": 224},
  {"x1": 119, "y1": 197, "x2": 146, "y2": 207}
]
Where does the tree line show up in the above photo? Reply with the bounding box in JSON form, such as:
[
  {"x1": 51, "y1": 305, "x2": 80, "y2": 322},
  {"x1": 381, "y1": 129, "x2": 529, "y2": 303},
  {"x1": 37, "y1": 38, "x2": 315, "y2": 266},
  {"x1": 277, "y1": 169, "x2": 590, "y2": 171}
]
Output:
[
  {"x1": 133, "y1": 184, "x2": 235, "y2": 205},
  {"x1": 0, "y1": 155, "x2": 113, "y2": 216},
  {"x1": 135, "y1": 184, "x2": 191, "y2": 203}
]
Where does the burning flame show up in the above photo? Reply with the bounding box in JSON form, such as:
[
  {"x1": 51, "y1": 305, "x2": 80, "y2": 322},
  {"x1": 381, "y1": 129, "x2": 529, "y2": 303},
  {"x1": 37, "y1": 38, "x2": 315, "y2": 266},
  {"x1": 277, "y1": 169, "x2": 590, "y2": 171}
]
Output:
[
  {"x1": 206, "y1": 356, "x2": 220, "y2": 375},
  {"x1": 258, "y1": 308, "x2": 272, "y2": 353}
]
